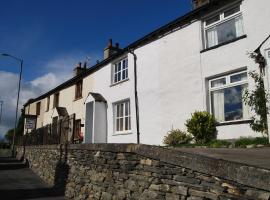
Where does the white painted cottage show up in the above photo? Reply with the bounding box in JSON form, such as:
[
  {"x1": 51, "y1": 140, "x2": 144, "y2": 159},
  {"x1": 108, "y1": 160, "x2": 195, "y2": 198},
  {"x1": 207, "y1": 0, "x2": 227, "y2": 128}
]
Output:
[{"x1": 24, "y1": 0, "x2": 270, "y2": 145}]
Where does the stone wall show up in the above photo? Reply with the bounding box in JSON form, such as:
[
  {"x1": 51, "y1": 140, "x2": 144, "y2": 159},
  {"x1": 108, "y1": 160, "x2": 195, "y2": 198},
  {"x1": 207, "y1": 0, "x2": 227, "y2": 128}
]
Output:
[{"x1": 16, "y1": 144, "x2": 270, "y2": 200}]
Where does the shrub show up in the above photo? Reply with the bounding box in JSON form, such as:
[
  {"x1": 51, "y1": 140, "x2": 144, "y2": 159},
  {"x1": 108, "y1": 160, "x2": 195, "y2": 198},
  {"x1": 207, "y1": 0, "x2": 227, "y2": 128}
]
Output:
[
  {"x1": 235, "y1": 137, "x2": 269, "y2": 147},
  {"x1": 185, "y1": 111, "x2": 217, "y2": 144},
  {"x1": 207, "y1": 140, "x2": 231, "y2": 148},
  {"x1": 163, "y1": 129, "x2": 192, "y2": 146}
]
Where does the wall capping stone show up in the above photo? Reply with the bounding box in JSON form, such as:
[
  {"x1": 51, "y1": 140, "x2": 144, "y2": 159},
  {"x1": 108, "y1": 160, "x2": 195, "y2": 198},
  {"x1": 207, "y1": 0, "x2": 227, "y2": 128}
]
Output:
[{"x1": 19, "y1": 144, "x2": 270, "y2": 192}]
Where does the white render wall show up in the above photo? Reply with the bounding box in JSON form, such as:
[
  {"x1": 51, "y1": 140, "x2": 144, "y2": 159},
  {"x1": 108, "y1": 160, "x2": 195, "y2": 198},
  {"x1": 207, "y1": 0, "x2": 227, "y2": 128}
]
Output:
[
  {"x1": 133, "y1": 0, "x2": 269, "y2": 144},
  {"x1": 24, "y1": 0, "x2": 270, "y2": 145}
]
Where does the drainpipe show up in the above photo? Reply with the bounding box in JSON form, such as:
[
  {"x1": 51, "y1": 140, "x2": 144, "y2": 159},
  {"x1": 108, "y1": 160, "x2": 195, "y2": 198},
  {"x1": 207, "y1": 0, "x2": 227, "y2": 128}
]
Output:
[{"x1": 128, "y1": 49, "x2": 140, "y2": 144}]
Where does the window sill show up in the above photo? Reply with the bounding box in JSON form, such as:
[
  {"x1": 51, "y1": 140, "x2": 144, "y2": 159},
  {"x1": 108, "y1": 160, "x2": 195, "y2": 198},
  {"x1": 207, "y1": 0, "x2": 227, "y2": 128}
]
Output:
[
  {"x1": 216, "y1": 119, "x2": 252, "y2": 126},
  {"x1": 112, "y1": 131, "x2": 132, "y2": 136},
  {"x1": 73, "y1": 97, "x2": 83, "y2": 102},
  {"x1": 110, "y1": 78, "x2": 129, "y2": 87},
  {"x1": 200, "y1": 35, "x2": 247, "y2": 53}
]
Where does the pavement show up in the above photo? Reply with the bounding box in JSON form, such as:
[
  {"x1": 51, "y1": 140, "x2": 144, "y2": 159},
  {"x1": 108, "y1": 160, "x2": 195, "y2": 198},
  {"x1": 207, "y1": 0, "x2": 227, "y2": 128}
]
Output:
[
  {"x1": 176, "y1": 147, "x2": 270, "y2": 170},
  {"x1": 0, "y1": 157, "x2": 65, "y2": 200}
]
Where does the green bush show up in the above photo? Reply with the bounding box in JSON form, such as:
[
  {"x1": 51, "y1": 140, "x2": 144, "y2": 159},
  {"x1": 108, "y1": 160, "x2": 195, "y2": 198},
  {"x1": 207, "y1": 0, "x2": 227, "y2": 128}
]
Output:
[
  {"x1": 235, "y1": 137, "x2": 269, "y2": 147},
  {"x1": 185, "y1": 111, "x2": 217, "y2": 144},
  {"x1": 207, "y1": 140, "x2": 231, "y2": 148},
  {"x1": 163, "y1": 129, "x2": 192, "y2": 146}
]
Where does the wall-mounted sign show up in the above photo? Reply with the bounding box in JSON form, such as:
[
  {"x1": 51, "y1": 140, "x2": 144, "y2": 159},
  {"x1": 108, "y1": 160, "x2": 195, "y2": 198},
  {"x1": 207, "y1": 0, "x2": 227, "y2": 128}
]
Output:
[{"x1": 25, "y1": 115, "x2": 37, "y2": 130}]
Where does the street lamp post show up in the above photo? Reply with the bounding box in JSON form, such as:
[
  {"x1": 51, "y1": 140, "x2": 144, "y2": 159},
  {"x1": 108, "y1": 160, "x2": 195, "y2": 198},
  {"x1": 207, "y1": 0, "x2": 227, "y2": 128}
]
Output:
[
  {"x1": 0, "y1": 53, "x2": 23, "y2": 156},
  {"x1": 0, "y1": 101, "x2": 3, "y2": 124}
]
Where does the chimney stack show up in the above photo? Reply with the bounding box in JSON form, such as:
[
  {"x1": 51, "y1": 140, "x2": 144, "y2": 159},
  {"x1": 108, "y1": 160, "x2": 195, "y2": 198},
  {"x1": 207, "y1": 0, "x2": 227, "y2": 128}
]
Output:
[
  {"x1": 74, "y1": 62, "x2": 87, "y2": 76},
  {"x1": 192, "y1": 0, "x2": 210, "y2": 9},
  {"x1": 103, "y1": 39, "x2": 122, "y2": 60}
]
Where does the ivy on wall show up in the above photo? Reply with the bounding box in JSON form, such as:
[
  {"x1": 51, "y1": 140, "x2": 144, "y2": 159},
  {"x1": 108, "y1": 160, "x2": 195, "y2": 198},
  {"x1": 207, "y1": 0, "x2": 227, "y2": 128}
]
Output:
[{"x1": 244, "y1": 52, "x2": 269, "y2": 135}]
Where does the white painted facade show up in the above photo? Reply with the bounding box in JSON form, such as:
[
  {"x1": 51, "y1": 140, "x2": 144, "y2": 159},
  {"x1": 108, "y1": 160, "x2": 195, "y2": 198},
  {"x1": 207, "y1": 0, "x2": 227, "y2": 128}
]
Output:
[{"x1": 24, "y1": 0, "x2": 270, "y2": 145}]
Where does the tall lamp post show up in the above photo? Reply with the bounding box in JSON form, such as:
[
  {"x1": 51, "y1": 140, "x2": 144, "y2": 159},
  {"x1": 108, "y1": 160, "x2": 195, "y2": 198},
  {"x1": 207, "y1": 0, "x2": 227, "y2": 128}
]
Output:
[
  {"x1": 0, "y1": 100, "x2": 3, "y2": 124},
  {"x1": 0, "y1": 53, "x2": 23, "y2": 156}
]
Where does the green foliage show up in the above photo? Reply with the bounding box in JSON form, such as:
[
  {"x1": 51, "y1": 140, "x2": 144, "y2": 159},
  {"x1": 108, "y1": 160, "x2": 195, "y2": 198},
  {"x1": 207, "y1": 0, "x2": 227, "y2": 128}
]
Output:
[
  {"x1": 5, "y1": 129, "x2": 14, "y2": 143},
  {"x1": 235, "y1": 137, "x2": 269, "y2": 147},
  {"x1": 4, "y1": 110, "x2": 25, "y2": 144},
  {"x1": 243, "y1": 71, "x2": 268, "y2": 135},
  {"x1": 185, "y1": 111, "x2": 217, "y2": 144},
  {"x1": 163, "y1": 129, "x2": 192, "y2": 146},
  {"x1": 207, "y1": 140, "x2": 231, "y2": 148}
]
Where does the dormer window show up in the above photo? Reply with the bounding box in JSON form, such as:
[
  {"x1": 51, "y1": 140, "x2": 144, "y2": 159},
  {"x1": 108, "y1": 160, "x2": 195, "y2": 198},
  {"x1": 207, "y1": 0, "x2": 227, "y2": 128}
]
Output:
[
  {"x1": 112, "y1": 58, "x2": 128, "y2": 84},
  {"x1": 204, "y1": 4, "x2": 244, "y2": 49}
]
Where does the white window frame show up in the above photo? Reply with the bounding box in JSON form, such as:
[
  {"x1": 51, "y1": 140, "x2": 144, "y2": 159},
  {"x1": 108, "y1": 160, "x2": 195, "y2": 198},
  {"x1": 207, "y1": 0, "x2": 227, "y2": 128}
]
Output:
[
  {"x1": 112, "y1": 57, "x2": 128, "y2": 84},
  {"x1": 203, "y1": 3, "x2": 244, "y2": 49},
  {"x1": 113, "y1": 99, "x2": 131, "y2": 135},
  {"x1": 209, "y1": 70, "x2": 249, "y2": 123}
]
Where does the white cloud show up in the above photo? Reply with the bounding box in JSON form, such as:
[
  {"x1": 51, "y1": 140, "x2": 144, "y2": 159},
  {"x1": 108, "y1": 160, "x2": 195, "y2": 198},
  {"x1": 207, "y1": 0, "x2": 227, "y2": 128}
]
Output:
[{"x1": 31, "y1": 73, "x2": 63, "y2": 93}]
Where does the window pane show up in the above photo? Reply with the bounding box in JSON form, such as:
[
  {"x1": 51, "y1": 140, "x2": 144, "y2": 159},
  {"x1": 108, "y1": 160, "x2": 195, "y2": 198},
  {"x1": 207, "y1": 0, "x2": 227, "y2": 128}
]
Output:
[
  {"x1": 125, "y1": 59, "x2": 128, "y2": 68},
  {"x1": 206, "y1": 15, "x2": 220, "y2": 26},
  {"x1": 123, "y1": 59, "x2": 126, "y2": 69},
  {"x1": 217, "y1": 19, "x2": 237, "y2": 44},
  {"x1": 230, "y1": 72, "x2": 247, "y2": 83},
  {"x1": 120, "y1": 118, "x2": 123, "y2": 131},
  {"x1": 216, "y1": 17, "x2": 244, "y2": 44},
  {"x1": 114, "y1": 64, "x2": 118, "y2": 73},
  {"x1": 211, "y1": 78, "x2": 226, "y2": 88},
  {"x1": 118, "y1": 63, "x2": 121, "y2": 71},
  {"x1": 125, "y1": 117, "x2": 129, "y2": 130},
  {"x1": 114, "y1": 74, "x2": 117, "y2": 83},
  {"x1": 125, "y1": 101, "x2": 129, "y2": 116},
  {"x1": 117, "y1": 72, "x2": 121, "y2": 82},
  {"x1": 128, "y1": 117, "x2": 131, "y2": 130},
  {"x1": 122, "y1": 70, "x2": 126, "y2": 80},
  {"x1": 117, "y1": 105, "x2": 120, "y2": 117},
  {"x1": 224, "y1": 85, "x2": 244, "y2": 121},
  {"x1": 116, "y1": 119, "x2": 120, "y2": 131},
  {"x1": 211, "y1": 90, "x2": 225, "y2": 122},
  {"x1": 120, "y1": 103, "x2": 124, "y2": 117},
  {"x1": 224, "y1": 6, "x2": 240, "y2": 18},
  {"x1": 206, "y1": 27, "x2": 218, "y2": 48}
]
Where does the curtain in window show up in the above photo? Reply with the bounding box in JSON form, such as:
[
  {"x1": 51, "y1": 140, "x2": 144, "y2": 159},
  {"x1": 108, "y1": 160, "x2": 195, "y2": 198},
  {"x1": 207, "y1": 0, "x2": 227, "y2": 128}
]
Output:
[
  {"x1": 212, "y1": 90, "x2": 225, "y2": 121},
  {"x1": 235, "y1": 16, "x2": 244, "y2": 37},
  {"x1": 242, "y1": 84, "x2": 249, "y2": 119},
  {"x1": 206, "y1": 27, "x2": 218, "y2": 48}
]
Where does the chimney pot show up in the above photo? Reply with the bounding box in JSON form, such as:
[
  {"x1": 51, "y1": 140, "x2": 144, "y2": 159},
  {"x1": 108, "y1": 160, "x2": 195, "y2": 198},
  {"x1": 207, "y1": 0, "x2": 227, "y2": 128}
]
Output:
[
  {"x1": 83, "y1": 62, "x2": 87, "y2": 69},
  {"x1": 115, "y1": 43, "x2": 120, "y2": 48},
  {"x1": 77, "y1": 62, "x2": 82, "y2": 68},
  {"x1": 108, "y1": 39, "x2": 113, "y2": 48}
]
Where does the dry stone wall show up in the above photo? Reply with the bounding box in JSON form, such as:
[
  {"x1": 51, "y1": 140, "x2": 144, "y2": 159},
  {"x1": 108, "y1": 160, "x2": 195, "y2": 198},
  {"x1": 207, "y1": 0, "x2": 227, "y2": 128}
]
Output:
[{"x1": 16, "y1": 144, "x2": 270, "y2": 200}]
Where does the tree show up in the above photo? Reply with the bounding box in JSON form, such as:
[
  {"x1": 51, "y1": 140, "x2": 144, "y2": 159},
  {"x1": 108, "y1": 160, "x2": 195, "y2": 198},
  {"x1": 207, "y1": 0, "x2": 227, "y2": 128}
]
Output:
[
  {"x1": 4, "y1": 110, "x2": 25, "y2": 144},
  {"x1": 5, "y1": 129, "x2": 14, "y2": 143}
]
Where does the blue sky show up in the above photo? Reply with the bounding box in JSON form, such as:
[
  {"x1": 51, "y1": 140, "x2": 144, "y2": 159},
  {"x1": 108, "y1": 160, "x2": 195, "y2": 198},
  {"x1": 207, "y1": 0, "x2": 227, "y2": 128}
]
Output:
[
  {"x1": 0, "y1": 0, "x2": 192, "y2": 138},
  {"x1": 0, "y1": 0, "x2": 191, "y2": 80}
]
